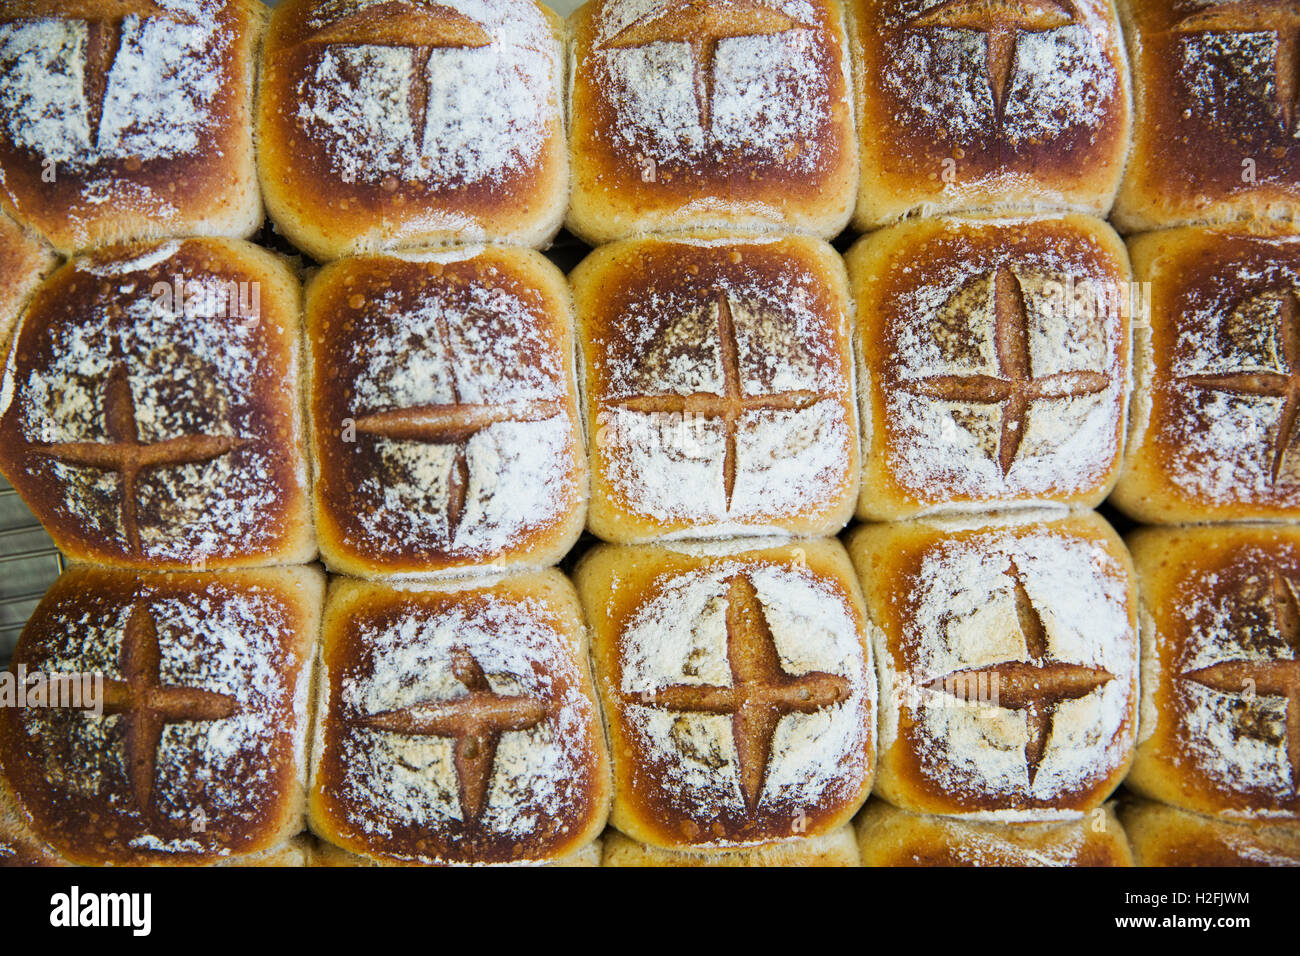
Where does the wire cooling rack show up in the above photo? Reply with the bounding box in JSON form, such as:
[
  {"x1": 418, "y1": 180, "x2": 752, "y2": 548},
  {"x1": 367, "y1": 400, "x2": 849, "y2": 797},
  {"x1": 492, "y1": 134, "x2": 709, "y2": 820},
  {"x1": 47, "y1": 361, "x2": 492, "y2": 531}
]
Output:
[{"x1": 0, "y1": 479, "x2": 63, "y2": 667}]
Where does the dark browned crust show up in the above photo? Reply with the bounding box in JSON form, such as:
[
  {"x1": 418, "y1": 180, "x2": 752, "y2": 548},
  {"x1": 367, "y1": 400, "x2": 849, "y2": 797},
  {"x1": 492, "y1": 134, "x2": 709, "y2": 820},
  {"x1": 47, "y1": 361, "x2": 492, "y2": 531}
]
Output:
[
  {"x1": 1120, "y1": 800, "x2": 1300, "y2": 866},
  {"x1": 0, "y1": 566, "x2": 316, "y2": 866}
]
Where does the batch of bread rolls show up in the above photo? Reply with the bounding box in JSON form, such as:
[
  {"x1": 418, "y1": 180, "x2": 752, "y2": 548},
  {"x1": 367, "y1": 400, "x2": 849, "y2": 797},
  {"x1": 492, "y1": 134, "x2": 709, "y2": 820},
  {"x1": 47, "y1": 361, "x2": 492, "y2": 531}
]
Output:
[{"x1": 0, "y1": 0, "x2": 1297, "y2": 868}]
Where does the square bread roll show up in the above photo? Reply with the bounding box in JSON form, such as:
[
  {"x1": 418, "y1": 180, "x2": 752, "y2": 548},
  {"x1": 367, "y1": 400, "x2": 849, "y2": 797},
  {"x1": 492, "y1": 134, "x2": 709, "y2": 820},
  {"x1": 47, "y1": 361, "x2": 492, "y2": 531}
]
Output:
[
  {"x1": 1113, "y1": 226, "x2": 1300, "y2": 523},
  {"x1": 576, "y1": 537, "x2": 876, "y2": 850},
  {"x1": 0, "y1": 0, "x2": 266, "y2": 255},
  {"x1": 308, "y1": 572, "x2": 611, "y2": 865},
  {"x1": 849, "y1": 511, "x2": 1139, "y2": 821},
  {"x1": 0, "y1": 212, "x2": 57, "y2": 357},
  {"x1": 572, "y1": 233, "x2": 859, "y2": 542},
  {"x1": 258, "y1": 0, "x2": 567, "y2": 261},
  {"x1": 0, "y1": 565, "x2": 322, "y2": 866},
  {"x1": 855, "y1": 799, "x2": 1133, "y2": 866},
  {"x1": 1113, "y1": 0, "x2": 1300, "y2": 232},
  {"x1": 847, "y1": 0, "x2": 1131, "y2": 229},
  {"x1": 847, "y1": 214, "x2": 1132, "y2": 521},
  {"x1": 1126, "y1": 526, "x2": 1300, "y2": 820},
  {"x1": 1120, "y1": 800, "x2": 1300, "y2": 867},
  {"x1": 0, "y1": 238, "x2": 314, "y2": 570},
  {"x1": 566, "y1": 0, "x2": 858, "y2": 243},
  {"x1": 305, "y1": 246, "x2": 585, "y2": 577},
  {"x1": 601, "y1": 824, "x2": 860, "y2": 866}
]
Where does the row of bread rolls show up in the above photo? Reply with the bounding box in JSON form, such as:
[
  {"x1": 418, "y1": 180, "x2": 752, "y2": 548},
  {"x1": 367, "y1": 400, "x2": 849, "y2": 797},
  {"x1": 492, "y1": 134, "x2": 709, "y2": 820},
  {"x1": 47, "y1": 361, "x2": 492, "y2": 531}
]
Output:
[
  {"x1": 1, "y1": 0, "x2": 1295, "y2": 260},
  {"x1": 3, "y1": 517, "x2": 1298, "y2": 866}
]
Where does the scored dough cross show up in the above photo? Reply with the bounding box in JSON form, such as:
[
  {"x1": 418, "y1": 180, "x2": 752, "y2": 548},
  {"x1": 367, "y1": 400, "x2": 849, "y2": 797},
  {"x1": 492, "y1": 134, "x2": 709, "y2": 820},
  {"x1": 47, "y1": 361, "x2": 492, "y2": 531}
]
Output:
[
  {"x1": 898, "y1": 264, "x2": 1110, "y2": 476},
  {"x1": 602, "y1": 0, "x2": 812, "y2": 137},
  {"x1": 354, "y1": 645, "x2": 547, "y2": 823},
  {"x1": 612, "y1": 291, "x2": 825, "y2": 512},
  {"x1": 626, "y1": 573, "x2": 852, "y2": 811},
  {"x1": 1181, "y1": 568, "x2": 1300, "y2": 792},
  {"x1": 1174, "y1": 0, "x2": 1300, "y2": 134},
  {"x1": 932, "y1": 558, "x2": 1115, "y2": 786},
  {"x1": 36, "y1": 364, "x2": 246, "y2": 554},
  {"x1": 906, "y1": 0, "x2": 1077, "y2": 120}
]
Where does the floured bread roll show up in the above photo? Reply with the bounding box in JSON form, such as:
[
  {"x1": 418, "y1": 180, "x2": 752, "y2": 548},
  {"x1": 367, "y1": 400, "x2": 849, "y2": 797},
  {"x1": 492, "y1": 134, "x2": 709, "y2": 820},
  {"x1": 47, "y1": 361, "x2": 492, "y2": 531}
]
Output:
[
  {"x1": 848, "y1": 0, "x2": 1131, "y2": 228},
  {"x1": 849, "y1": 511, "x2": 1139, "y2": 821},
  {"x1": 0, "y1": 566, "x2": 322, "y2": 866},
  {"x1": 856, "y1": 800, "x2": 1133, "y2": 866},
  {"x1": 1114, "y1": 0, "x2": 1300, "y2": 232},
  {"x1": 258, "y1": 0, "x2": 567, "y2": 260},
  {"x1": 566, "y1": 0, "x2": 858, "y2": 243},
  {"x1": 306, "y1": 246, "x2": 585, "y2": 577},
  {"x1": 308, "y1": 572, "x2": 611, "y2": 865},
  {"x1": 0, "y1": 238, "x2": 313, "y2": 570},
  {"x1": 847, "y1": 213, "x2": 1132, "y2": 520},
  {"x1": 602, "y1": 825, "x2": 860, "y2": 866},
  {"x1": 311, "y1": 836, "x2": 603, "y2": 866},
  {"x1": 0, "y1": 212, "x2": 57, "y2": 356},
  {"x1": 1127, "y1": 526, "x2": 1300, "y2": 820},
  {"x1": 577, "y1": 537, "x2": 876, "y2": 850},
  {"x1": 572, "y1": 233, "x2": 859, "y2": 542},
  {"x1": 0, "y1": 0, "x2": 266, "y2": 254},
  {"x1": 1113, "y1": 225, "x2": 1300, "y2": 523},
  {"x1": 1120, "y1": 800, "x2": 1300, "y2": 867}
]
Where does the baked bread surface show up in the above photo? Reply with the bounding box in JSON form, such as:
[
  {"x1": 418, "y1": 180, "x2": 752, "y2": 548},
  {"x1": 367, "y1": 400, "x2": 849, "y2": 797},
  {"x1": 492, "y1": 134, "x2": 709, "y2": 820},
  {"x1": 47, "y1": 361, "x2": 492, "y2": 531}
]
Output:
[
  {"x1": 0, "y1": 212, "x2": 57, "y2": 357},
  {"x1": 1120, "y1": 800, "x2": 1300, "y2": 867},
  {"x1": 601, "y1": 824, "x2": 860, "y2": 866}
]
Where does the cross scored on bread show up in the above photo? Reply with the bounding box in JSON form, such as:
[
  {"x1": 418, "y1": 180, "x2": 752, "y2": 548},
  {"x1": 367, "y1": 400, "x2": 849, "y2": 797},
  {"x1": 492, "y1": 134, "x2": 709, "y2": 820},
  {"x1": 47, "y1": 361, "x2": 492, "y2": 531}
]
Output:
[
  {"x1": 906, "y1": 0, "x2": 1077, "y2": 120},
  {"x1": 931, "y1": 558, "x2": 1114, "y2": 785},
  {"x1": 611, "y1": 291, "x2": 826, "y2": 511},
  {"x1": 1181, "y1": 568, "x2": 1300, "y2": 792},
  {"x1": 1182, "y1": 288, "x2": 1300, "y2": 487},
  {"x1": 898, "y1": 265, "x2": 1110, "y2": 476},
  {"x1": 352, "y1": 645, "x2": 547, "y2": 823},
  {"x1": 1173, "y1": 0, "x2": 1300, "y2": 134},
  {"x1": 626, "y1": 573, "x2": 851, "y2": 811},
  {"x1": 601, "y1": 0, "x2": 812, "y2": 138},
  {"x1": 35, "y1": 364, "x2": 246, "y2": 554},
  {"x1": 2, "y1": 1, "x2": 193, "y2": 151}
]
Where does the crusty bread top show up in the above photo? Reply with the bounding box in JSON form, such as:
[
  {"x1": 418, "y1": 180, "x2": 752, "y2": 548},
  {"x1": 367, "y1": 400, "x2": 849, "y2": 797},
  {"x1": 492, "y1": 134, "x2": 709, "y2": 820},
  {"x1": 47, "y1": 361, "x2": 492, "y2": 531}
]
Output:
[
  {"x1": 1120, "y1": 800, "x2": 1300, "y2": 867},
  {"x1": 310, "y1": 573, "x2": 609, "y2": 865},
  {"x1": 0, "y1": 566, "x2": 321, "y2": 866},
  {"x1": 0, "y1": 212, "x2": 57, "y2": 357},
  {"x1": 0, "y1": 238, "x2": 310, "y2": 570}
]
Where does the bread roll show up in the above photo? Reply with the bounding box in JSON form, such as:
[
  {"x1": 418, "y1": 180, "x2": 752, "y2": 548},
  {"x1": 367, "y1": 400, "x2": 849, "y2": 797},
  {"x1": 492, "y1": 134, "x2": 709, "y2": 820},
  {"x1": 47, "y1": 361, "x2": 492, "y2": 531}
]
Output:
[
  {"x1": 0, "y1": 212, "x2": 56, "y2": 358},
  {"x1": 258, "y1": 0, "x2": 567, "y2": 261},
  {"x1": 847, "y1": 214, "x2": 1132, "y2": 520},
  {"x1": 1113, "y1": 225, "x2": 1300, "y2": 523},
  {"x1": 1113, "y1": 0, "x2": 1300, "y2": 232},
  {"x1": 0, "y1": 0, "x2": 265, "y2": 255},
  {"x1": 311, "y1": 835, "x2": 602, "y2": 867},
  {"x1": 602, "y1": 825, "x2": 860, "y2": 866},
  {"x1": 1120, "y1": 800, "x2": 1300, "y2": 867},
  {"x1": 0, "y1": 238, "x2": 314, "y2": 570},
  {"x1": 576, "y1": 537, "x2": 876, "y2": 850},
  {"x1": 849, "y1": 510, "x2": 1139, "y2": 821},
  {"x1": 571, "y1": 233, "x2": 859, "y2": 542},
  {"x1": 308, "y1": 572, "x2": 611, "y2": 865},
  {"x1": 0, "y1": 565, "x2": 322, "y2": 866},
  {"x1": 856, "y1": 799, "x2": 1133, "y2": 866},
  {"x1": 847, "y1": 0, "x2": 1131, "y2": 229},
  {"x1": 1126, "y1": 526, "x2": 1300, "y2": 820},
  {"x1": 305, "y1": 246, "x2": 585, "y2": 577},
  {"x1": 566, "y1": 0, "x2": 858, "y2": 243}
]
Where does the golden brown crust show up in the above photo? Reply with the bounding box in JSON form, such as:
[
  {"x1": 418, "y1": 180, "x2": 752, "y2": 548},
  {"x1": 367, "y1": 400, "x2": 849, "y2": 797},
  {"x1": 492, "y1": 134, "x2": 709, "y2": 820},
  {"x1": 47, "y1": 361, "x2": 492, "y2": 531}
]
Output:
[
  {"x1": 1113, "y1": 0, "x2": 1300, "y2": 232},
  {"x1": 1113, "y1": 225, "x2": 1300, "y2": 523},
  {"x1": 311, "y1": 834, "x2": 602, "y2": 866},
  {"x1": 0, "y1": 211, "x2": 57, "y2": 358},
  {"x1": 0, "y1": 237, "x2": 314, "y2": 570},
  {"x1": 849, "y1": 511, "x2": 1139, "y2": 820},
  {"x1": 601, "y1": 824, "x2": 860, "y2": 865},
  {"x1": 847, "y1": 214, "x2": 1132, "y2": 520},
  {"x1": 1126, "y1": 526, "x2": 1300, "y2": 819},
  {"x1": 1120, "y1": 799, "x2": 1300, "y2": 866},
  {"x1": 566, "y1": 0, "x2": 858, "y2": 243},
  {"x1": 257, "y1": 0, "x2": 567, "y2": 261},
  {"x1": 306, "y1": 246, "x2": 585, "y2": 577},
  {"x1": 577, "y1": 537, "x2": 875, "y2": 850},
  {"x1": 572, "y1": 232, "x2": 859, "y2": 542},
  {"x1": 0, "y1": 0, "x2": 266, "y2": 255},
  {"x1": 848, "y1": 0, "x2": 1131, "y2": 229},
  {"x1": 308, "y1": 571, "x2": 611, "y2": 865},
  {"x1": 0, "y1": 565, "x2": 322, "y2": 866}
]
